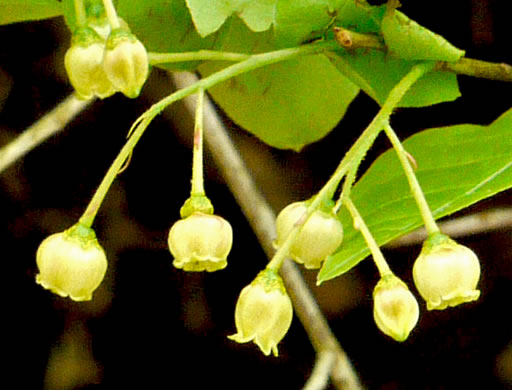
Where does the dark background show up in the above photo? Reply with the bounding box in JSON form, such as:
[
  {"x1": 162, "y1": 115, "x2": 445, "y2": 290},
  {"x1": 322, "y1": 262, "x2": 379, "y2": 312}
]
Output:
[{"x1": 1, "y1": 1, "x2": 512, "y2": 388}]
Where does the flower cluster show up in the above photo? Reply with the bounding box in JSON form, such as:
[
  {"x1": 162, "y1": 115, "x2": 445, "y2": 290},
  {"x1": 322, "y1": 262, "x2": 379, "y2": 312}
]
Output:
[{"x1": 65, "y1": 22, "x2": 148, "y2": 99}]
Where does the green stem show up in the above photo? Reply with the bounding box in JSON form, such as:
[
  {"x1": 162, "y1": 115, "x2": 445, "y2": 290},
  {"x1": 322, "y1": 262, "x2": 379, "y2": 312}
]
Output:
[
  {"x1": 191, "y1": 89, "x2": 205, "y2": 196},
  {"x1": 101, "y1": 0, "x2": 120, "y2": 29},
  {"x1": 267, "y1": 62, "x2": 435, "y2": 272},
  {"x1": 383, "y1": 123, "x2": 440, "y2": 235},
  {"x1": 344, "y1": 197, "x2": 392, "y2": 276},
  {"x1": 149, "y1": 51, "x2": 251, "y2": 65},
  {"x1": 74, "y1": 0, "x2": 87, "y2": 27},
  {"x1": 78, "y1": 40, "x2": 338, "y2": 227},
  {"x1": 78, "y1": 115, "x2": 152, "y2": 227}
]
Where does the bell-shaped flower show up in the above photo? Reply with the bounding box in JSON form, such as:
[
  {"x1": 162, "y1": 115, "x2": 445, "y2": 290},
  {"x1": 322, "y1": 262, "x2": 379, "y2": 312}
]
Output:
[
  {"x1": 373, "y1": 274, "x2": 419, "y2": 342},
  {"x1": 64, "y1": 27, "x2": 115, "y2": 100},
  {"x1": 168, "y1": 212, "x2": 233, "y2": 272},
  {"x1": 36, "y1": 223, "x2": 108, "y2": 301},
  {"x1": 413, "y1": 233, "x2": 481, "y2": 310},
  {"x1": 274, "y1": 201, "x2": 343, "y2": 269},
  {"x1": 229, "y1": 269, "x2": 293, "y2": 356},
  {"x1": 103, "y1": 29, "x2": 149, "y2": 98}
]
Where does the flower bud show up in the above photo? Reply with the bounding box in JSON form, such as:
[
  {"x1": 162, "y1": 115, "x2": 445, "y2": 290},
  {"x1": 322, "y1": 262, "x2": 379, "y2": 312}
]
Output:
[
  {"x1": 168, "y1": 212, "x2": 233, "y2": 272},
  {"x1": 274, "y1": 201, "x2": 343, "y2": 269},
  {"x1": 413, "y1": 234, "x2": 481, "y2": 310},
  {"x1": 103, "y1": 29, "x2": 149, "y2": 98},
  {"x1": 35, "y1": 224, "x2": 108, "y2": 301},
  {"x1": 64, "y1": 27, "x2": 115, "y2": 100},
  {"x1": 373, "y1": 274, "x2": 419, "y2": 342},
  {"x1": 229, "y1": 269, "x2": 293, "y2": 356}
]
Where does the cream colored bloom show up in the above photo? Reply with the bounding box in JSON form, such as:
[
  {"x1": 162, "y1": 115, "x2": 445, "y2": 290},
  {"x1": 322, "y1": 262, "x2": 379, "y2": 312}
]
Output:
[
  {"x1": 229, "y1": 269, "x2": 293, "y2": 356},
  {"x1": 274, "y1": 201, "x2": 343, "y2": 269},
  {"x1": 373, "y1": 274, "x2": 419, "y2": 342},
  {"x1": 36, "y1": 224, "x2": 108, "y2": 301},
  {"x1": 103, "y1": 29, "x2": 149, "y2": 98},
  {"x1": 168, "y1": 212, "x2": 232, "y2": 272},
  {"x1": 64, "y1": 27, "x2": 115, "y2": 100},
  {"x1": 413, "y1": 234, "x2": 481, "y2": 310}
]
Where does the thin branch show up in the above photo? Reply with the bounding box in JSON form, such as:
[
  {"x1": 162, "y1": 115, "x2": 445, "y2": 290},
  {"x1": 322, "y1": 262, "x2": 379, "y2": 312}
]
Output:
[
  {"x1": 387, "y1": 208, "x2": 512, "y2": 248},
  {"x1": 303, "y1": 351, "x2": 336, "y2": 390},
  {"x1": 333, "y1": 26, "x2": 512, "y2": 83},
  {"x1": 0, "y1": 94, "x2": 93, "y2": 175},
  {"x1": 172, "y1": 71, "x2": 364, "y2": 390}
]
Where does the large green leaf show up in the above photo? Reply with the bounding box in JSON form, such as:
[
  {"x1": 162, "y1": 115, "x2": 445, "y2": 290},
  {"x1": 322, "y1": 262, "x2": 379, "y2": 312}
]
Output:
[
  {"x1": 318, "y1": 108, "x2": 512, "y2": 284},
  {"x1": 0, "y1": 0, "x2": 62, "y2": 25},
  {"x1": 199, "y1": 19, "x2": 359, "y2": 150}
]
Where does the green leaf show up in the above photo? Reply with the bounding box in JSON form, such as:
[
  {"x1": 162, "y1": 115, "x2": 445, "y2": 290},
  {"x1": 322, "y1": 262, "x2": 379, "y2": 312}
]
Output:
[
  {"x1": 331, "y1": 50, "x2": 460, "y2": 107},
  {"x1": 0, "y1": 0, "x2": 62, "y2": 25},
  {"x1": 238, "y1": 0, "x2": 276, "y2": 32},
  {"x1": 199, "y1": 19, "x2": 359, "y2": 150},
  {"x1": 381, "y1": 9, "x2": 465, "y2": 62},
  {"x1": 318, "y1": 108, "x2": 512, "y2": 284},
  {"x1": 273, "y1": 0, "x2": 339, "y2": 47},
  {"x1": 185, "y1": 0, "x2": 277, "y2": 37},
  {"x1": 116, "y1": 0, "x2": 222, "y2": 71}
]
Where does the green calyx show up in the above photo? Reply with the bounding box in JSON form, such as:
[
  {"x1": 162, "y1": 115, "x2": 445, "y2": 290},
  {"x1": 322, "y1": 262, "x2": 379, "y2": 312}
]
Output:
[
  {"x1": 256, "y1": 269, "x2": 287, "y2": 295},
  {"x1": 422, "y1": 232, "x2": 454, "y2": 252},
  {"x1": 71, "y1": 26, "x2": 103, "y2": 47},
  {"x1": 106, "y1": 28, "x2": 136, "y2": 50},
  {"x1": 65, "y1": 223, "x2": 99, "y2": 248},
  {"x1": 180, "y1": 194, "x2": 214, "y2": 218}
]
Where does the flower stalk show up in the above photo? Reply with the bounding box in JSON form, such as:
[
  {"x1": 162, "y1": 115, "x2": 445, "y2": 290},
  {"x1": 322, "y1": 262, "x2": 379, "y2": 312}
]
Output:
[{"x1": 384, "y1": 123, "x2": 440, "y2": 236}]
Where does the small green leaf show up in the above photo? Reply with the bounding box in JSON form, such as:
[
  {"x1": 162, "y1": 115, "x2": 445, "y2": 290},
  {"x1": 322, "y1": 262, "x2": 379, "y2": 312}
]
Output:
[
  {"x1": 381, "y1": 9, "x2": 465, "y2": 62},
  {"x1": 238, "y1": 0, "x2": 277, "y2": 32},
  {"x1": 199, "y1": 19, "x2": 359, "y2": 150},
  {"x1": 1, "y1": 0, "x2": 62, "y2": 25},
  {"x1": 331, "y1": 50, "x2": 460, "y2": 107},
  {"x1": 185, "y1": 0, "x2": 277, "y2": 37},
  {"x1": 185, "y1": 0, "x2": 235, "y2": 37},
  {"x1": 318, "y1": 108, "x2": 512, "y2": 284}
]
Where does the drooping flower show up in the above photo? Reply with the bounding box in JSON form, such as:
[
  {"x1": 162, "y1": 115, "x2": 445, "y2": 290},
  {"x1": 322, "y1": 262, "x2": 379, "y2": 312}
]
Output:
[
  {"x1": 168, "y1": 212, "x2": 233, "y2": 272},
  {"x1": 229, "y1": 269, "x2": 293, "y2": 356},
  {"x1": 103, "y1": 29, "x2": 149, "y2": 98},
  {"x1": 413, "y1": 233, "x2": 481, "y2": 310},
  {"x1": 373, "y1": 274, "x2": 419, "y2": 342},
  {"x1": 274, "y1": 201, "x2": 343, "y2": 269},
  {"x1": 36, "y1": 223, "x2": 108, "y2": 301},
  {"x1": 64, "y1": 27, "x2": 115, "y2": 100}
]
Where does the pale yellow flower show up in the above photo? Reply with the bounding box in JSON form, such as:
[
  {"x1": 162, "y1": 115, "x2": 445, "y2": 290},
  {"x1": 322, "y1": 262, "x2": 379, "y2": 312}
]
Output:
[
  {"x1": 229, "y1": 269, "x2": 293, "y2": 356},
  {"x1": 36, "y1": 224, "x2": 107, "y2": 301},
  {"x1": 103, "y1": 29, "x2": 149, "y2": 98},
  {"x1": 64, "y1": 27, "x2": 115, "y2": 100},
  {"x1": 274, "y1": 201, "x2": 343, "y2": 269},
  {"x1": 413, "y1": 234, "x2": 480, "y2": 310},
  {"x1": 373, "y1": 274, "x2": 419, "y2": 342},
  {"x1": 168, "y1": 212, "x2": 232, "y2": 272}
]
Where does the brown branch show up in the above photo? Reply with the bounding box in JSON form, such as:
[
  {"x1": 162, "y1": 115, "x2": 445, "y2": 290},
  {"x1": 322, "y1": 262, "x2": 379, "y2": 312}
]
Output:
[
  {"x1": 387, "y1": 208, "x2": 512, "y2": 248},
  {"x1": 333, "y1": 27, "x2": 512, "y2": 83},
  {"x1": 0, "y1": 94, "x2": 93, "y2": 174}
]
